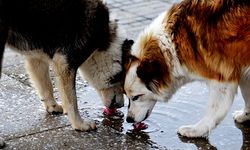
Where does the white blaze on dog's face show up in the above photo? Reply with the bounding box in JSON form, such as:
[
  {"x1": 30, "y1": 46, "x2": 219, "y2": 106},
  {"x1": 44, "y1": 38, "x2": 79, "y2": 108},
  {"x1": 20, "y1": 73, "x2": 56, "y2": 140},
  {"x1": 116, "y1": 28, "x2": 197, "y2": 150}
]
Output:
[
  {"x1": 125, "y1": 61, "x2": 157, "y2": 123},
  {"x1": 124, "y1": 33, "x2": 173, "y2": 123}
]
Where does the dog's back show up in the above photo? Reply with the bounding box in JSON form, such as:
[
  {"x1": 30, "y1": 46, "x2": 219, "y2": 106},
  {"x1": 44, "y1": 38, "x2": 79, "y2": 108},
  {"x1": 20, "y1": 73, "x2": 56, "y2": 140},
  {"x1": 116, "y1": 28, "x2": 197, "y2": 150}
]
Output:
[
  {"x1": 165, "y1": 0, "x2": 250, "y2": 82},
  {"x1": 0, "y1": 0, "x2": 111, "y2": 72}
]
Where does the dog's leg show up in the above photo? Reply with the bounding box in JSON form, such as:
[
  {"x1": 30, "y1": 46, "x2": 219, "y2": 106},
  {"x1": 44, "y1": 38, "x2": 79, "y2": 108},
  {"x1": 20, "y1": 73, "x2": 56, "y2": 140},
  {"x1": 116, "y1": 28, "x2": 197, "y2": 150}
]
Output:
[
  {"x1": 0, "y1": 22, "x2": 7, "y2": 78},
  {"x1": 178, "y1": 81, "x2": 237, "y2": 138},
  {"x1": 0, "y1": 18, "x2": 7, "y2": 149},
  {"x1": 53, "y1": 54, "x2": 96, "y2": 131},
  {"x1": 233, "y1": 76, "x2": 250, "y2": 123},
  {"x1": 0, "y1": 137, "x2": 5, "y2": 148},
  {"x1": 25, "y1": 56, "x2": 63, "y2": 114}
]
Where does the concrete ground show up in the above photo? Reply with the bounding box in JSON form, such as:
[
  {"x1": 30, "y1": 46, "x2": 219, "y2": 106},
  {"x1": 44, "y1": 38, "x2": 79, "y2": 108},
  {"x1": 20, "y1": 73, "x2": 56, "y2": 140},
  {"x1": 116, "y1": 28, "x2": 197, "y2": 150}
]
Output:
[{"x1": 0, "y1": 0, "x2": 178, "y2": 149}]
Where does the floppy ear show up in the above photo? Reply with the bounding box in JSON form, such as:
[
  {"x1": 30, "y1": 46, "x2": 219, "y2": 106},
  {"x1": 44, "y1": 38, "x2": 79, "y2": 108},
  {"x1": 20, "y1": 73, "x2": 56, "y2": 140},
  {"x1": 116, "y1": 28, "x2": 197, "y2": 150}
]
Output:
[
  {"x1": 122, "y1": 39, "x2": 137, "y2": 72},
  {"x1": 107, "y1": 39, "x2": 134, "y2": 85},
  {"x1": 122, "y1": 39, "x2": 134, "y2": 65},
  {"x1": 136, "y1": 59, "x2": 169, "y2": 93}
]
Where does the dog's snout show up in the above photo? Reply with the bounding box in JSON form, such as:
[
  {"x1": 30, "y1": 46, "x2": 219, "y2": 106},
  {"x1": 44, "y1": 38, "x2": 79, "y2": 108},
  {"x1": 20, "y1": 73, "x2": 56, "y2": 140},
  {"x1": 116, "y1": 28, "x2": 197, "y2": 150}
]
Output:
[
  {"x1": 143, "y1": 110, "x2": 150, "y2": 121},
  {"x1": 126, "y1": 116, "x2": 135, "y2": 123}
]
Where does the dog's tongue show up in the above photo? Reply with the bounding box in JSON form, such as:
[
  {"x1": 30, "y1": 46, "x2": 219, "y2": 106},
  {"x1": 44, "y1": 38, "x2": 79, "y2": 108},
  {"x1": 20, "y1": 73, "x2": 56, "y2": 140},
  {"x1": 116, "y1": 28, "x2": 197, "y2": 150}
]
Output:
[
  {"x1": 133, "y1": 122, "x2": 148, "y2": 130},
  {"x1": 103, "y1": 107, "x2": 124, "y2": 120}
]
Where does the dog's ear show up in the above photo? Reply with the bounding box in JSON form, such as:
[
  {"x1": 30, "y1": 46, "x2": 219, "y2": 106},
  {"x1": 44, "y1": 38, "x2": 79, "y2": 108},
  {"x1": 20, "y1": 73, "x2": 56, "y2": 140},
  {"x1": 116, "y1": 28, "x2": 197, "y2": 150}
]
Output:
[
  {"x1": 122, "y1": 39, "x2": 134, "y2": 49},
  {"x1": 122, "y1": 39, "x2": 134, "y2": 61},
  {"x1": 122, "y1": 39, "x2": 134, "y2": 69},
  {"x1": 136, "y1": 59, "x2": 169, "y2": 93},
  {"x1": 107, "y1": 39, "x2": 134, "y2": 85}
]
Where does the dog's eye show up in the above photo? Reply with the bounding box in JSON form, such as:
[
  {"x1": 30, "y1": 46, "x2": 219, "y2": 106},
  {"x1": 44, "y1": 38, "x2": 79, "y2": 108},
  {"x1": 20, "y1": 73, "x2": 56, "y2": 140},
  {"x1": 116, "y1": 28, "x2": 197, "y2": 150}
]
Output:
[{"x1": 131, "y1": 95, "x2": 142, "y2": 101}]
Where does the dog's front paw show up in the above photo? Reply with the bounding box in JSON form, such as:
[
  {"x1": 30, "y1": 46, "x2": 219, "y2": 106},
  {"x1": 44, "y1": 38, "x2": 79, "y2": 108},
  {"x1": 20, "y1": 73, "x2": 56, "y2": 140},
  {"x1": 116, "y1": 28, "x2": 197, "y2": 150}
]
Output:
[
  {"x1": 178, "y1": 125, "x2": 208, "y2": 138},
  {"x1": 233, "y1": 110, "x2": 250, "y2": 123},
  {"x1": 72, "y1": 118, "x2": 97, "y2": 131},
  {"x1": 46, "y1": 104, "x2": 63, "y2": 114},
  {"x1": 0, "y1": 137, "x2": 5, "y2": 148}
]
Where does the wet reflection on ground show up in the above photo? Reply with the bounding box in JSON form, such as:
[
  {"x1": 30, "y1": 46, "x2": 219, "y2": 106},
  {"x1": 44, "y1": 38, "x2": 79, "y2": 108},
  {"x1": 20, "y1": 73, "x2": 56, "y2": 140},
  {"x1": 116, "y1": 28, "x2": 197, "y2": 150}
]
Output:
[
  {"x1": 178, "y1": 135, "x2": 217, "y2": 150},
  {"x1": 100, "y1": 82, "x2": 250, "y2": 149},
  {"x1": 1, "y1": 72, "x2": 249, "y2": 149},
  {"x1": 102, "y1": 118, "x2": 124, "y2": 132},
  {"x1": 235, "y1": 121, "x2": 250, "y2": 150}
]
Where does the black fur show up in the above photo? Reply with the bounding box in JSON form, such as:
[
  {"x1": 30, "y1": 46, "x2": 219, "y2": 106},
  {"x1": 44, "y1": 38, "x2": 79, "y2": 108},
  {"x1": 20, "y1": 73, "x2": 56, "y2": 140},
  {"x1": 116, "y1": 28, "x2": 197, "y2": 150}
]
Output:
[
  {"x1": 0, "y1": 0, "x2": 112, "y2": 71},
  {"x1": 108, "y1": 39, "x2": 134, "y2": 85}
]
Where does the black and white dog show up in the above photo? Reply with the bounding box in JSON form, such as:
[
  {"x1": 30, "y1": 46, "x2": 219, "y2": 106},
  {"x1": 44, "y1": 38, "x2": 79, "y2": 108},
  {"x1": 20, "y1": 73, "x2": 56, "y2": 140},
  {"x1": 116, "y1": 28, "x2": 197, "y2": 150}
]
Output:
[{"x1": 0, "y1": 0, "x2": 132, "y2": 144}]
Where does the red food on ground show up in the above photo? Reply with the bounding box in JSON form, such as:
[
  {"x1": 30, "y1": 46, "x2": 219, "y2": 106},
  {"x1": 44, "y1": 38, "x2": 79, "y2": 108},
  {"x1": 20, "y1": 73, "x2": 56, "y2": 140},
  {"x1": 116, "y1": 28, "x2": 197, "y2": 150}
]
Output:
[
  {"x1": 103, "y1": 107, "x2": 124, "y2": 119},
  {"x1": 103, "y1": 107, "x2": 117, "y2": 116},
  {"x1": 133, "y1": 122, "x2": 148, "y2": 130}
]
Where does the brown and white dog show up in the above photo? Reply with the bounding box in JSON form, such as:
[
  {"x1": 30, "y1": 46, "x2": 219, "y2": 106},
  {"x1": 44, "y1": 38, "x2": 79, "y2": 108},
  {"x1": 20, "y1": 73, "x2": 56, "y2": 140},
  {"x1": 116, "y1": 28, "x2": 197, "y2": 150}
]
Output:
[{"x1": 124, "y1": 0, "x2": 250, "y2": 138}]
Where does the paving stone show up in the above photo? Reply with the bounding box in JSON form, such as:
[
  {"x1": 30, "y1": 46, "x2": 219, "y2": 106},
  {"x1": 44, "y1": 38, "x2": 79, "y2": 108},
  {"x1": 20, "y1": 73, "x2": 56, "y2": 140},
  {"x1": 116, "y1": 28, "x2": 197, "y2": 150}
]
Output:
[{"x1": 4, "y1": 126, "x2": 150, "y2": 150}]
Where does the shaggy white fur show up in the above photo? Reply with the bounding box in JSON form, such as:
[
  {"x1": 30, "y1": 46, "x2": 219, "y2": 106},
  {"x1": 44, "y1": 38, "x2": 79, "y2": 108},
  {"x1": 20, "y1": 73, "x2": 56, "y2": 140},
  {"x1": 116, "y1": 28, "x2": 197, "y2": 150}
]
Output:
[{"x1": 79, "y1": 21, "x2": 127, "y2": 107}]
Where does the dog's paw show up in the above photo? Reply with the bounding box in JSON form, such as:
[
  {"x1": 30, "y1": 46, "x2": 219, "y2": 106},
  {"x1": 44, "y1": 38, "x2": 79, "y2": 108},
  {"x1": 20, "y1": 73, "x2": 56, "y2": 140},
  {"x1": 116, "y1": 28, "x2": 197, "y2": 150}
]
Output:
[
  {"x1": 72, "y1": 118, "x2": 97, "y2": 131},
  {"x1": 233, "y1": 110, "x2": 250, "y2": 123},
  {"x1": 0, "y1": 137, "x2": 5, "y2": 148},
  {"x1": 46, "y1": 104, "x2": 63, "y2": 114},
  {"x1": 178, "y1": 125, "x2": 208, "y2": 138}
]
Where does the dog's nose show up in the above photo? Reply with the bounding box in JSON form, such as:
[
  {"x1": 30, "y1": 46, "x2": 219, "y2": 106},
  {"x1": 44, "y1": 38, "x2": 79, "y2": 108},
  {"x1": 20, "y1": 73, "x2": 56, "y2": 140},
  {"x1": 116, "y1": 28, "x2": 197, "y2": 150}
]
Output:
[{"x1": 126, "y1": 116, "x2": 135, "y2": 123}]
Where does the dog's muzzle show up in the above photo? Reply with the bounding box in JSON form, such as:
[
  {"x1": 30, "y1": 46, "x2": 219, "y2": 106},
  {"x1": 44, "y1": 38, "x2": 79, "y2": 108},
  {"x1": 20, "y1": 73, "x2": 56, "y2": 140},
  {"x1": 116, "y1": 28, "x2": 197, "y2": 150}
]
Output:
[{"x1": 143, "y1": 110, "x2": 150, "y2": 121}]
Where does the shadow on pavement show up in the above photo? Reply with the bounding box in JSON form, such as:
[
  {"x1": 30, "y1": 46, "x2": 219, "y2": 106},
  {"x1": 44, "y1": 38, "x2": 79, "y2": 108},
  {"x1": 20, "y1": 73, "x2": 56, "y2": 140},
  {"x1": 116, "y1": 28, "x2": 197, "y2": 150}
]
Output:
[
  {"x1": 178, "y1": 134, "x2": 217, "y2": 150},
  {"x1": 235, "y1": 121, "x2": 250, "y2": 150}
]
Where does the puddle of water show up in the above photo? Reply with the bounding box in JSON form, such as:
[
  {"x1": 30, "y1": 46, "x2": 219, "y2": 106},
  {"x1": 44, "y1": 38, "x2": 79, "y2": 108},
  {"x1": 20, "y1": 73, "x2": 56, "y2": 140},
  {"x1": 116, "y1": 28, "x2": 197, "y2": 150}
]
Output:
[{"x1": 98, "y1": 82, "x2": 249, "y2": 150}]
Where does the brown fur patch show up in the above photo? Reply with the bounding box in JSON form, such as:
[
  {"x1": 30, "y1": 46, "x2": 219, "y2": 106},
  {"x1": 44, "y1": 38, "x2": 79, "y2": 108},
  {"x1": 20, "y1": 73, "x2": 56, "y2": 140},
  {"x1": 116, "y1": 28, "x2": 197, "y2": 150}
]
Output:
[
  {"x1": 136, "y1": 35, "x2": 171, "y2": 93},
  {"x1": 165, "y1": 0, "x2": 250, "y2": 82}
]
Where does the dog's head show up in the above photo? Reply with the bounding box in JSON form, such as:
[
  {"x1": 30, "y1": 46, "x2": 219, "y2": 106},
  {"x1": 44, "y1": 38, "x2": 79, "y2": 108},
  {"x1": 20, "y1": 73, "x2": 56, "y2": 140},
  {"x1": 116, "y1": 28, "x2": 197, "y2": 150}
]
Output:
[
  {"x1": 124, "y1": 33, "x2": 175, "y2": 123},
  {"x1": 95, "y1": 38, "x2": 134, "y2": 109},
  {"x1": 97, "y1": 85, "x2": 124, "y2": 108}
]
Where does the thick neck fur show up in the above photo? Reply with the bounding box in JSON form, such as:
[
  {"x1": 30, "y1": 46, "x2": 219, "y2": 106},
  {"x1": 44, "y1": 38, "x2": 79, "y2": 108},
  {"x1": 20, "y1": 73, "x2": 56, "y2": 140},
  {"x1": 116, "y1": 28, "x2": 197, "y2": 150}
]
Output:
[
  {"x1": 133, "y1": 11, "x2": 191, "y2": 102},
  {"x1": 160, "y1": 30, "x2": 191, "y2": 101},
  {"x1": 79, "y1": 21, "x2": 126, "y2": 90}
]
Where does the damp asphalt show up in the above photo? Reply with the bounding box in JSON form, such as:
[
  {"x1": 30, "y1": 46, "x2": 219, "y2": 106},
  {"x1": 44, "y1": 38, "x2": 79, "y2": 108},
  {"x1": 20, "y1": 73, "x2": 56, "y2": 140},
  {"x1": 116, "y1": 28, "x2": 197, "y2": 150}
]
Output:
[{"x1": 1, "y1": 0, "x2": 250, "y2": 150}]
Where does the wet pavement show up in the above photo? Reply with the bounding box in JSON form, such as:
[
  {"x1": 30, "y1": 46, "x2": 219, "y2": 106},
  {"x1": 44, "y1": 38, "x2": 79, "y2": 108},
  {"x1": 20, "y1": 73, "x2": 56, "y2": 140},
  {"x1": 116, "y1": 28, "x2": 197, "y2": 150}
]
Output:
[{"x1": 1, "y1": 0, "x2": 250, "y2": 149}]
